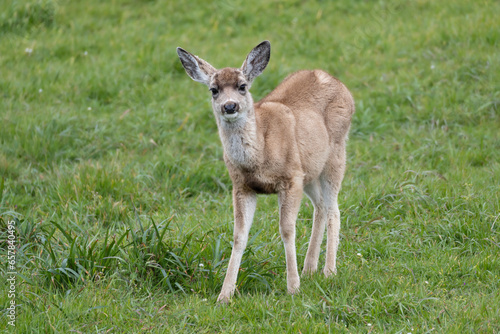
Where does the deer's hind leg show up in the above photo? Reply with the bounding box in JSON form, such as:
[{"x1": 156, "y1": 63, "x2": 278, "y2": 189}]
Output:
[
  {"x1": 321, "y1": 141, "x2": 347, "y2": 277},
  {"x1": 302, "y1": 179, "x2": 327, "y2": 275}
]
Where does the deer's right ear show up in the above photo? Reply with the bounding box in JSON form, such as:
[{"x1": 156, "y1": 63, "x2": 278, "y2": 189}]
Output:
[{"x1": 177, "y1": 47, "x2": 216, "y2": 86}]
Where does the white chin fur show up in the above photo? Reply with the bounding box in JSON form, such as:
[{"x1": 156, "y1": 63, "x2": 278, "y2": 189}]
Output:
[{"x1": 221, "y1": 112, "x2": 239, "y2": 122}]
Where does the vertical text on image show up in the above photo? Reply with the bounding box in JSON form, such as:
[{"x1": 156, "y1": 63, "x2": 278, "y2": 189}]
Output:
[{"x1": 6, "y1": 220, "x2": 17, "y2": 327}]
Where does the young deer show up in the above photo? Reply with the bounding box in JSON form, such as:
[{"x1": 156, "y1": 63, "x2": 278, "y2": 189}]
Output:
[{"x1": 176, "y1": 41, "x2": 354, "y2": 304}]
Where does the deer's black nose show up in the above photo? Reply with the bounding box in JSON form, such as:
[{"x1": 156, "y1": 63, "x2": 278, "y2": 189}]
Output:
[{"x1": 223, "y1": 102, "x2": 239, "y2": 114}]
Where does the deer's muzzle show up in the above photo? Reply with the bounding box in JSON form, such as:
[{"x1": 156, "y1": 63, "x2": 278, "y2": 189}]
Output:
[{"x1": 222, "y1": 102, "x2": 239, "y2": 114}]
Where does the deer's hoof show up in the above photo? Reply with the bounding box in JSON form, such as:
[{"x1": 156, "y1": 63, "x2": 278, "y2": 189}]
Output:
[{"x1": 323, "y1": 267, "x2": 337, "y2": 277}]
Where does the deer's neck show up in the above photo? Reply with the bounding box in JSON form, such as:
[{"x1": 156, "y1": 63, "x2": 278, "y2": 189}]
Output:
[{"x1": 217, "y1": 108, "x2": 261, "y2": 169}]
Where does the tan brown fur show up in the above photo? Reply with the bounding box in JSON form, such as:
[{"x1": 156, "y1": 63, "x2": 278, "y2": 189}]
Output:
[{"x1": 176, "y1": 41, "x2": 354, "y2": 304}]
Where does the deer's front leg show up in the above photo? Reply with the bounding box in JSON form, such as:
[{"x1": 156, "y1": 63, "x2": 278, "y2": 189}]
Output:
[
  {"x1": 217, "y1": 188, "x2": 257, "y2": 304},
  {"x1": 278, "y1": 180, "x2": 303, "y2": 294}
]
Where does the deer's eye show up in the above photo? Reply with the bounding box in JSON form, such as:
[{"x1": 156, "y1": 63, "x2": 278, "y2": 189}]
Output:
[
  {"x1": 238, "y1": 84, "x2": 247, "y2": 94},
  {"x1": 210, "y1": 88, "x2": 219, "y2": 97}
]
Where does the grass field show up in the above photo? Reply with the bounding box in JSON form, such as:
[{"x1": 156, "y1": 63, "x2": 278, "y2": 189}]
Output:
[{"x1": 1, "y1": 0, "x2": 499, "y2": 332}]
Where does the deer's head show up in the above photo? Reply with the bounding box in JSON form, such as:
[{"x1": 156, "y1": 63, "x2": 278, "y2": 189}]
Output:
[{"x1": 177, "y1": 41, "x2": 271, "y2": 123}]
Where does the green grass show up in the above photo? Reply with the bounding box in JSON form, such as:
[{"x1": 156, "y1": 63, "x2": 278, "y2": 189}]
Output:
[{"x1": 1, "y1": 0, "x2": 499, "y2": 332}]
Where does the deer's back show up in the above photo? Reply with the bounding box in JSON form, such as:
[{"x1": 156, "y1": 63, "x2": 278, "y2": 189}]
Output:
[
  {"x1": 247, "y1": 70, "x2": 354, "y2": 187},
  {"x1": 256, "y1": 70, "x2": 354, "y2": 143}
]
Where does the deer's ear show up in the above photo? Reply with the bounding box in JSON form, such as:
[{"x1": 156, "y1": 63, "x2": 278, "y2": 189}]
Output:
[
  {"x1": 177, "y1": 47, "x2": 216, "y2": 86},
  {"x1": 241, "y1": 41, "x2": 271, "y2": 84}
]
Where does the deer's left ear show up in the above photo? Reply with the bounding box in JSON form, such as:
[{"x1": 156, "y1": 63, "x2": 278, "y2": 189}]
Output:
[
  {"x1": 177, "y1": 47, "x2": 217, "y2": 86},
  {"x1": 241, "y1": 41, "x2": 271, "y2": 84}
]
